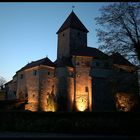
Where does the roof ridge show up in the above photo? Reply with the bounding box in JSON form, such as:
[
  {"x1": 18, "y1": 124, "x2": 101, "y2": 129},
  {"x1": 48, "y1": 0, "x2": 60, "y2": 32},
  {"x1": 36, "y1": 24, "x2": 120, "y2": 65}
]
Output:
[
  {"x1": 17, "y1": 57, "x2": 55, "y2": 73},
  {"x1": 110, "y1": 52, "x2": 135, "y2": 66}
]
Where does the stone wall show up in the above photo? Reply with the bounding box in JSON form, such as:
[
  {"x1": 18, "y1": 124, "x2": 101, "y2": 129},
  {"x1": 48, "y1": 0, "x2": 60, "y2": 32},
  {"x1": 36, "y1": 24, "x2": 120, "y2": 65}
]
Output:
[
  {"x1": 69, "y1": 28, "x2": 87, "y2": 51},
  {"x1": 55, "y1": 67, "x2": 74, "y2": 111},
  {"x1": 17, "y1": 71, "x2": 27, "y2": 101},
  {"x1": 91, "y1": 59, "x2": 139, "y2": 112},
  {"x1": 24, "y1": 67, "x2": 39, "y2": 111},
  {"x1": 5, "y1": 81, "x2": 16, "y2": 100},
  {"x1": 4, "y1": 74, "x2": 17, "y2": 100},
  {"x1": 66, "y1": 67, "x2": 74, "y2": 111},
  {"x1": 57, "y1": 28, "x2": 87, "y2": 60},
  {"x1": 39, "y1": 66, "x2": 56, "y2": 112},
  {"x1": 57, "y1": 29, "x2": 70, "y2": 59},
  {"x1": 22, "y1": 65, "x2": 56, "y2": 112},
  {"x1": 72, "y1": 56, "x2": 92, "y2": 111},
  {"x1": 91, "y1": 59, "x2": 117, "y2": 111},
  {"x1": 92, "y1": 78, "x2": 116, "y2": 111}
]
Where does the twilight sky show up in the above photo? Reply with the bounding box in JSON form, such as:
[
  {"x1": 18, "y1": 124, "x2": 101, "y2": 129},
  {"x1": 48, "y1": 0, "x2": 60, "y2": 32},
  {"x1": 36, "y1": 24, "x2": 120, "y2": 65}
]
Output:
[{"x1": 0, "y1": 2, "x2": 112, "y2": 82}]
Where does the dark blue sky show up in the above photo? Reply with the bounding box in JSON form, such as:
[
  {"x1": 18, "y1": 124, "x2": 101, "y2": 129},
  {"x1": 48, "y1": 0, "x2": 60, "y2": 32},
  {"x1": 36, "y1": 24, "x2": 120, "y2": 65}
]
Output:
[{"x1": 0, "y1": 2, "x2": 112, "y2": 82}]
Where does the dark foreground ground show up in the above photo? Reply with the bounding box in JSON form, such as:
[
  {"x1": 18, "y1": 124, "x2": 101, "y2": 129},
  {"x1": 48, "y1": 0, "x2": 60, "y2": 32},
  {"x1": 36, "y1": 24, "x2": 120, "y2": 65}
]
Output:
[
  {"x1": 0, "y1": 111, "x2": 140, "y2": 139},
  {"x1": 0, "y1": 132, "x2": 140, "y2": 140}
]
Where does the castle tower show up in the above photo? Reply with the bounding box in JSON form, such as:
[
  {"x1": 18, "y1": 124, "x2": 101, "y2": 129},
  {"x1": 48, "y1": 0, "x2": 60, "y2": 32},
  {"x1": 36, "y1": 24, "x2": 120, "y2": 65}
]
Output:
[
  {"x1": 56, "y1": 11, "x2": 89, "y2": 60},
  {"x1": 56, "y1": 11, "x2": 92, "y2": 112}
]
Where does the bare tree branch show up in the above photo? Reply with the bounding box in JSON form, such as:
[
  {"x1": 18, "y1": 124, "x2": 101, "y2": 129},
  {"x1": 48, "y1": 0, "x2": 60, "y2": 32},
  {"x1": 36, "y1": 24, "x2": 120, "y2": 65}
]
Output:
[
  {"x1": 0, "y1": 76, "x2": 6, "y2": 89},
  {"x1": 95, "y1": 2, "x2": 140, "y2": 64}
]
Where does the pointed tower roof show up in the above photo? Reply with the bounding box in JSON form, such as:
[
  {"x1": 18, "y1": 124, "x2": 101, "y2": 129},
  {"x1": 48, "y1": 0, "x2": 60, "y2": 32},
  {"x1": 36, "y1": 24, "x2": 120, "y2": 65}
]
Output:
[{"x1": 57, "y1": 11, "x2": 89, "y2": 34}]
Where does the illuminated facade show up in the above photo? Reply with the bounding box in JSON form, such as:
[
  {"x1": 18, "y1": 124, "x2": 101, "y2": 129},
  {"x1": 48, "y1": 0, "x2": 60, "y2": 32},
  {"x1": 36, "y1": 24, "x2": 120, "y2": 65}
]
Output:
[{"x1": 5, "y1": 11, "x2": 139, "y2": 112}]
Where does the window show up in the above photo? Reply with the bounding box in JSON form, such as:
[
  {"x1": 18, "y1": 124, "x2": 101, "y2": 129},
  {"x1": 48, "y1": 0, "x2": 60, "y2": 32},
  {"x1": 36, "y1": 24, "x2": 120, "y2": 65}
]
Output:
[
  {"x1": 76, "y1": 62, "x2": 79, "y2": 65},
  {"x1": 63, "y1": 33, "x2": 65, "y2": 36},
  {"x1": 69, "y1": 72, "x2": 74, "y2": 77},
  {"x1": 81, "y1": 61, "x2": 85, "y2": 66},
  {"x1": 85, "y1": 61, "x2": 90, "y2": 67},
  {"x1": 14, "y1": 91, "x2": 16, "y2": 96},
  {"x1": 54, "y1": 71, "x2": 56, "y2": 77},
  {"x1": 77, "y1": 74, "x2": 80, "y2": 77},
  {"x1": 77, "y1": 32, "x2": 80, "y2": 36},
  {"x1": 33, "y1": 70, "x2": 37, "y2": 76},
  {"x1": 95, "y1": 62, "x2": 99, "y2": 67},
  {"x1": 85, "y1": 86, "x2": 89, "y2": 92},
  {"x1": 25, "y1": 93, "x2": 28, "y2": 98},
  {"x1": 20, "y1": 74, "x2": 23, "y2": 79},
  {"x1": 48, "y1": 71, "x2": 50, "y2": 75},
  {"x1": 33, "y1": 94, "x2": 35, "y2": 98}
]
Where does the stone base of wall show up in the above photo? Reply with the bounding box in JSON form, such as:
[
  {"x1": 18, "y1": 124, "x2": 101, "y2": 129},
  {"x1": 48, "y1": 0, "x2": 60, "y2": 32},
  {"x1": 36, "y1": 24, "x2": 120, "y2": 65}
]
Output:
[{"x1": 25, "y1": 102, "x2": 38, "y2": 112}]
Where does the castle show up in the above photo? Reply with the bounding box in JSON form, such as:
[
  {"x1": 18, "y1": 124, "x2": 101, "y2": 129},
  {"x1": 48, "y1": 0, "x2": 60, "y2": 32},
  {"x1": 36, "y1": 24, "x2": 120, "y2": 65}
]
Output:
[{"x1": 5, "y1": 11, "x2": 139, "y2": 112}]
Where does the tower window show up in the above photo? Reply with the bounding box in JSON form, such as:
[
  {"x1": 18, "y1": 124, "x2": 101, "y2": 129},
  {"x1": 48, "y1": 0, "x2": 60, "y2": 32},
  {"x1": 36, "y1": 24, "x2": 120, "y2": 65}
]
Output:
[
  {"x1": 85, "y1": 87, "x2": 88, "y2": 92},
  {"x1": 63, "y1": 33, "x2": 65, "y2": 36}
]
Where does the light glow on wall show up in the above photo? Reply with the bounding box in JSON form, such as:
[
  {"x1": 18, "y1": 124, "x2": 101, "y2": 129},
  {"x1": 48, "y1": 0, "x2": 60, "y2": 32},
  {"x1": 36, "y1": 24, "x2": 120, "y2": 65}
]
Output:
[
  {"x1": 42, "y1": 93, "x2": 57, "y2": 112},
  {"x1": 41, "y1": 101, "x2": 57, "y2": 112},
  {"x1": 25, "y1": 102, "x2": 38, "y2": 112},
  {"x1": 76, "y1": 96, "x2": 88, "y2": 111},
  {"x1": 115, "y1": 92, "x2": 137, "y2": 112},
  {"x1": 45, "y1": 103, "x2": 57, "y2": 112}
]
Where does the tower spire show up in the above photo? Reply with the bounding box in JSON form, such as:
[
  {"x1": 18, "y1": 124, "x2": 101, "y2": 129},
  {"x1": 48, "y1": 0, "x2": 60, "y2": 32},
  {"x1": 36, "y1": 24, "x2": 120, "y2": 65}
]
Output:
[
  {"x1": 72, "y1": 6, "x2": 75, "y2": 12},
  {"x1": 56, "y1": 10, "x2": 89, "y2": 34}
]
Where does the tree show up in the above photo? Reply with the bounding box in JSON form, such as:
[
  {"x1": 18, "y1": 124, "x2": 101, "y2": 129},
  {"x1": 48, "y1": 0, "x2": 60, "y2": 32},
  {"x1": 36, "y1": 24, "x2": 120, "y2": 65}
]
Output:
[
  {"x1": 95, "y1": 2, "x2": 140, "y2": 65},
  {"x1": 0, "y1": 76, "x2": 6, "y2": 89}
]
